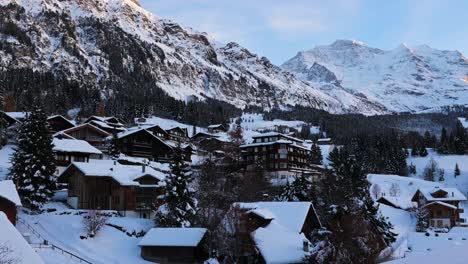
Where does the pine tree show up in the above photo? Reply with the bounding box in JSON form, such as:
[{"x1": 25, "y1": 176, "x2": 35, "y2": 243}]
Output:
[
  {"x1": 108, "y1": 130, "x2": 120, "y2": 159},
  {"x1": 278, "y1": 174, "x2": 310, "y2": 201},
  {"x1": 408, "y1": 162, "x2": 417, "y2": 175},
  {"x1": 310, "y1": 142, "x2": 323, "y2": 165},
  {"x1": 415, "y1": 207, "x2": 429, "y2": 232},
  {"x1": 10, "y1": 106, "x2": 56, "y2": 209},
  {"x1": 155, "y1": 147, "x2": 198, "y2": 227},
  {"x1": 455, "y1": 163, "x2": 461, "y2": 177}
]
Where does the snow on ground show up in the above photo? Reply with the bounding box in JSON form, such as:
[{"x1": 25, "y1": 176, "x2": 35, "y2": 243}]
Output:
[
  {"x1": 0, "y1": 144, "x2": 14, "y2": 180},
  {"x1": 318, "y1": 144, "x2": 334, "y2": 166},
  {"x1": 389, "y1": 228, "x2": 468, "y2": 264},
  {"x1": 18, "y1": 203, "x2": 154, "y2": 264}
]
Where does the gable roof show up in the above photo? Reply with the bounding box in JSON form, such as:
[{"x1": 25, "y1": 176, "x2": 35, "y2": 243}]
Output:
[
  {"x1": 207, "y1": 124, "x2": 225, "y2": 129},
  {"x1": 116, "y1": 127, "x2": 173, "y2": 149},
  {"x1": 236, "y1": 202, "x2": 313, "y2": 233},
  {"x1": 64, "y1": 160, "x2": 166, "y2": 186},
  {"x1": 0, "y1": 212, "x2": 44, "y2": 264},
  {"x1": 85, "y1": 116, "x2": 124, "y2": 126},
  {"x1": 138, "y1": 228, "x2": 207, "y2": 247},
  {"x1": 252, "y1": 132, "x2": 303, "y2": 143},
  {"x1": 47, "y1": 115, "x2": 75, "y2": 127},
  {"x1": 414, "y1": 187, "x2": 467, "y2": 202},
  {"x1": 0, "y1": 180, "x2": 22, "y2": 206},
  {"x1": 422, "y1": 201, "x2": 458, "y2": 210},
  {"x1": 59, "y1": 123, "x2": 111, "y2": 137},
  {"x1": 52, "y1": 138, "x2": 103, "y2": 155},
  {"x1": 89, "y1": 120, "x2": 126, "y2": 131},
  {"x1": 4, "y1": 112, "x2": 29, "y2": 121}
]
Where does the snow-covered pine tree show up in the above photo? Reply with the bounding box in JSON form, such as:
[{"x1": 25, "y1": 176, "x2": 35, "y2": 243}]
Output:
[
  {"x1": 415, "y1": 207, "x2": 429, "y2": 232},
  {"x1": 155, "y1": 146, "x2": 198, "y2": 227},
  {"x1": 278, "y1": 173, "x2": 310, "y2": 201},
  {"x1": 455, "y1": 163, "x2": 461, "y2": 177},
  {"x1": 10, "y1": 105, "x2": 56, "y2": 209},
  {"x1": 108, "y1": 130, "x2": 120, "y2": 159},
  {"x1": 310, "y1": 142, "x2": 323, "y2": 165}
]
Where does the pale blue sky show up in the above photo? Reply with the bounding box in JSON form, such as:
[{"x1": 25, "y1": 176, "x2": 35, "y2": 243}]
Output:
[{"x1": 139, "y1": 0, "x2": 468, "y2": 64}]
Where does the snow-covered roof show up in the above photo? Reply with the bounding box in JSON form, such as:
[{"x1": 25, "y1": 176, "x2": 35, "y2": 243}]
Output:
[
  {"x1": 237, "y1": 202, "x2": 312, "y2": 233},
  {"x1": 423, "y1": 201, "x2": 458, "y2": 210},
  {"x1": 0, "y1": 180, "x2": 22, "y2": 206},
  {"x1": 138, "y1": 228, "x2": 207, "y2": 247},
  {"x1": 4, "y1": 112, "x2": 29, "y2": 120},
  {"x1": 417, "y1": 187, "x2": 467, "y2": 202},
  {"x1": 59, "y1": 123, "x2": 111, "y2": 136},
  {"x1": 252, "y1": 221, "x2": 308, "y2": 264},
  {"x1": 207, "y1": 124, "x2": 224, "y2": 128},
  {"x1": 252, "y1": 132, "x2": 303, "y2": 143},
  {"x1": 90, "y1": 120, "x2": 126, "y2": 131},
  {"x1": 47, "y1": 115, "x2": 75, "y2": 126},
  {"x1": 0, "y1": 212, "x2": 44, "y2": 264},
  {"x1": 116, "y1": 127, "x2": 173, "y2": 149},
  {"x1": 66, "y1": 160, "x2": 166, "y2": 186},
  {"x1": 317, "y1": 138, "x2": 332, "y2": 142},
  {"x1": 53, "y1": 138, "x2": 103, "y2": 154}
]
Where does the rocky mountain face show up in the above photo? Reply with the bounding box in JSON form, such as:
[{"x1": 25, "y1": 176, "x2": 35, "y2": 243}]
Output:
[
  {"x1": 282, "y1": 40, "x2": 468, "y2": 113},
  {"x1": 0, "y1": 0, "x2": 389, "y2": 116}
]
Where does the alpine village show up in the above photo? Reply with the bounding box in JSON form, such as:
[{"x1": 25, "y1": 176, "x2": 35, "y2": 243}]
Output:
[{"x1": 1, "y1": 0, "x2": 468, "y2": 264}]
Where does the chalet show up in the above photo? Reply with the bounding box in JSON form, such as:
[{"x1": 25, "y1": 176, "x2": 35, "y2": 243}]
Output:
[
  {"x1": 56, "y1": 123, "x2": 111, "y2": 151},
  {"x1": 0, "y1": 212, "x2": 45, "y2": 264},
  {"x1": 47, "y1": 115, "x2": 75, "y2": 134},
  {"x1": 411, "y1": 187, "x2": 467, "y2": 228},
  {"x1": 85, "y1": 116, "x2": 126, "y2": 134},
  {"x1": 165, "y1": 127, "x2": 189, "y2": 142},
  {"x1": 191, "y1": 132, "x2": 218, "y2": 143},
  {"x1": 207, "y1": 124, "x2": 227, "y2": 133},
  {"x1": 138, "y1": 228, "x2": 208, "y2": 263},
  {"x1": 0, "y1": 180, "x2": 22, "y2": 225},
  {"x1": 1, "y1": 111, "x2": 29, "y2": 126},
  {"x1": 231, "y1": 202, "x2": 322, "y2": 263},
  {"x1": 317, "y1": 138, "x2": 333, "y2": 145},
  {"x1": 240, "y1": 133, "x2": 314, "y2": 180},
  {"x1": 52, "y1": 138, "x2": 103, "y2": 176},
  {"x1": 58, "y1": 160, "x2": 166, "y2": 218},
  {"x1": 115, "y1": 127, "x2": 175, "y2": 162}
]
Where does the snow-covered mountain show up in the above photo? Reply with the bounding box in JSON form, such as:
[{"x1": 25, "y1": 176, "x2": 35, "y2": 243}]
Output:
[
  {"x1": 0, "y1": 0, "x2": 388, "y2": 115},
  {"x1": 282, "y1": 40, "x2": 468, "y2": 113}
]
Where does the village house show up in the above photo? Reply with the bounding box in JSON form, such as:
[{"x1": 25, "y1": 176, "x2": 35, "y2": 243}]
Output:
[
  {"x1": 165, "y1": 126, "x2": 189, "y2": 142},
  {"x1": 240, "y1": 132, "x2": 316, "y2": 180},
  {"x1": 138, "y1": 228, "x2": 208, "y2": 263},
  {"x1": 207, "y1": 124, "x2": 227, "y2": 134},
  {"x1": 316, "y1": 138, "x2": 333, "y2": 145},
  {"x1": 229, "y1": 202, "x2": 322, "y2": 263},
  {"x1": 47, "y1": 115, "x2": 75, "y2": 134},
  {"x1": 84, "y1": 116, "x2": 126, "y2": 134},
  {"x1": 58, "y1": 160, "x2": 166, "y2": 218},
  {"x1": 56, "y1": 123, "x2": 111, "y2": 151},
  {"x1": 52, "y1": 138, "x2": 103, "y2": 176},
  {"x1": 0, "y1": 180, "x2": 22, "y2": 225},
  {"x1": 412, "y1": 187, "x2": 467, "y2": 228},
  {"x1": 1, "y1": 111, "x2": 29, "y2": 126}
]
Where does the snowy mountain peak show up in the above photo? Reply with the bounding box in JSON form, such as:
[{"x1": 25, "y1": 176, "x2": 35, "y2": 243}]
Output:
[{"x1": 282, "y1": 40, "x2": 468, "y2": 113}]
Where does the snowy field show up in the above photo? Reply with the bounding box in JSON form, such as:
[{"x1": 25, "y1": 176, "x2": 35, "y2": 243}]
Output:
[{"x1": 17, "y1": 202, "x2": 154, "y2": 264}]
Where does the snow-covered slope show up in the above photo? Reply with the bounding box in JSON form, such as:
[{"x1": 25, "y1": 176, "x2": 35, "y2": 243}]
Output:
[
  {"x1": 282, "y1": 40, "x2": 468, "y2": 113},
  {"x1": 0, "y1": 0, "x2": 385, "y2": 114}
]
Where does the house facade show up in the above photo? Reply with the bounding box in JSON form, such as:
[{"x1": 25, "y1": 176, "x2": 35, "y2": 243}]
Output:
[
  {"x1": 57, "y1": 123, "x2": 111, "y2": 151},
  {"x1": 47, "y1": 115, "x2": 75, "y2": 134},
  {"x1": 52, "y1": 138, "x2": 103, "y2": 176},
  {"x1": 116, "y1": 128, "x2": 175, "y2": 162},
  {"x1": 412, "y1": 187, "x2": 467, "y2": 228},
  {"x1": 240, "y1": 133, "x2": 315, "y2": 180},
  {"x1": 58, "y1": 161, "x2": 165, "y2": 218}
]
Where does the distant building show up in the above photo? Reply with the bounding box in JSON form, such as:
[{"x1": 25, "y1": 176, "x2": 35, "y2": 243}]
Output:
[
  {"x1": 138, "y1": 228, "x2": 208, "y2": 263},
  {"x1": 47, "y1": 115, "x2": 75, "y2": 134},
  {"x1": 58, "y1": 160, "x2": 166, "y2": 218},
  {"x1": 165, "y1": 127, "x2": 189, "y2": 143},
  {"x1": 1, "y1": 111, "x2": 29, "y2": 126},
  {"x1": 207, "y1": 124, "x2": 227, "y2": 133},
  {"x1": 240, "y1": 132, "x2": 316, "y2": 180},
  {"x1": 316, "y1": 138, "x2": 332, "y2": 145},
  {"x1": 52, "y1": 138, "x2": 103, "y2": 176},
  {"x1": 0, "y1": 180, "x2": 22, "y2": 225},
  {"x1": 56, "y1": 123, "x2": 111, "y2": 151},
  {"x1": 412, "y1": 187, "x2": 467, "y2": 228},
  {"x1": 84, "y1": 116, "x2": 126, "y2": 134}
]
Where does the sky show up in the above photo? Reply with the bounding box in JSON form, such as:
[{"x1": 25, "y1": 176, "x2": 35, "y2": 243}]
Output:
[{"x1": 139, "y1": 0, "x2": 468, "y2": 65}]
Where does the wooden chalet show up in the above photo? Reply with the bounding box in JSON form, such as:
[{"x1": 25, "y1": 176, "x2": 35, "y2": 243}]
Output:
[
  {"x1": 57, "y1": 123, "x2": 111, "y2": 151},
  {"x1": 165, "y1": 127, "x2": 189, "y2": 142},
  {"x1": 52, "y1": 138, "x2": 103, "y2": 176},
  {"x1": 138, "y1": 228, "x2": 208, "y2": 263},
  {"x1": 231, "y1": 202, "x2": 322, "y2": 263},
  {"x1": 0, "y1": 180, "x2": 22, "y2": 225},
  {"x1": 84, "y1": 116, "x2": 126, "y2": 134},
  {"x1": 240, "y1": 132, "x2": 314, "y2": 180},
  {"x1": 207, "y1": 124, "x2": 227, "y2": 133},
  {"x1": 116, "y1": 127, "x2": 174, "y2": 162},
  {"x1": 59, "y1": 160, "x2": 166, "y2": 218},
  {"x1": 47, "y1": 115, "x2": 75, "y2": 134},
  {"x1": 1, "y1": 111, "x2": 29, "y2": 126},
  {"x1": 412, "y1": 187, "x2": 467, "y2": 228}
]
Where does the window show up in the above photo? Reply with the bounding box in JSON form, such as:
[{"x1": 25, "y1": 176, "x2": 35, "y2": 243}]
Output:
[
  {"x1": 74, "y1": 156, "x2": 86, "y2": 162},
  {"x1": 56, "y1": 155, "x2": 67, "y2": 161},
  {"x1": 437, "y1": 209, "x2": 442, "y2": 216}
]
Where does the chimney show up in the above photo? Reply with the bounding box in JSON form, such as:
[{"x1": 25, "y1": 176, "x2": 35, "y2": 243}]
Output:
[
  {"x1": 142, "y1": 164, "x2": 146, "y2": 173},
  {"x1": 303, "y1": 239, "x2": 309, "y2": 252}
]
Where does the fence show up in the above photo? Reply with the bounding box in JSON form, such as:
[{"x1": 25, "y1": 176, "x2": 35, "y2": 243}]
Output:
[{"x1": 16, "y1": 216, "x2": 93, "y2": 264}]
